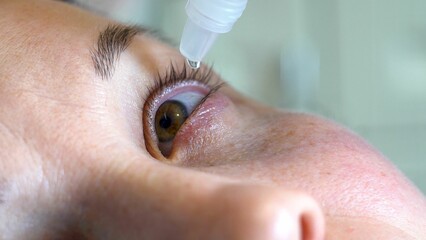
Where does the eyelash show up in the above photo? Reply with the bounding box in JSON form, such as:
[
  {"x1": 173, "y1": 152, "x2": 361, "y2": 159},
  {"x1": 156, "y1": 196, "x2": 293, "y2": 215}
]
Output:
[
  {"x1": 149, "y1": 63, "x2": 221, "y2": 97},
  {"x1": 144, "y1": 62, "x2": 224, "y2": 111}
]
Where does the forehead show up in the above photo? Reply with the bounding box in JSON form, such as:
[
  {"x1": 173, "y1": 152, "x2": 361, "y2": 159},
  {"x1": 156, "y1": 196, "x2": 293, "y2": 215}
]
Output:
[
  {"x1": 0, "y1": 1, "x2": 100, "y2": 81},
  {"x1": 1, "y1": 1, "x2": 101, "y2": 45},
  {"x1": 0, "y1": 0, "x2": 179, "y2": 84}
]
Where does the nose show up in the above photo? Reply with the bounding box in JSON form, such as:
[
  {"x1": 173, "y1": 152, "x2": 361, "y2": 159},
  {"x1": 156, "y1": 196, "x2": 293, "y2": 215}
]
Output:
[
  {"x1": 210, "y1": 184, "x2": 325, "y2": 240},
  {"x1": 82, "y1": 156, "x2": 326, "y2": 240}
]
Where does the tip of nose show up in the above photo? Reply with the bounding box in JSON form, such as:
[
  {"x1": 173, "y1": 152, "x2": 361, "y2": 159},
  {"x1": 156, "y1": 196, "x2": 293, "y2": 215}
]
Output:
[{"x1": 210, "y1": 184, "x2": 325, "y2": 240}]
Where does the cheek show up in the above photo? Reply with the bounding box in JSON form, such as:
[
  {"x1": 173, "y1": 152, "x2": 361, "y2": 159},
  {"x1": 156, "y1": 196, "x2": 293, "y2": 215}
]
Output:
[{"x1": 179, "y1": 111, "x2": 425, "y2": 234}]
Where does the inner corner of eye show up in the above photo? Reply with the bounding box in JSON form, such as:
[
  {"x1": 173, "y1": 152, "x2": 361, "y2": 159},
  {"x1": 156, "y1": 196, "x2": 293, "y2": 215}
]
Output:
[{"x1": 152, "y1": 91, "x2": 207, "y2": 157}]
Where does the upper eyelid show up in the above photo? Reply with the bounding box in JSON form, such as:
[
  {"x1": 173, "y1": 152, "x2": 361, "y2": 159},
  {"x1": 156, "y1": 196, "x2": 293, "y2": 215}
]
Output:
[
  {"x1": 144, "y1": 62, "x2": 221, "y2": 102},
  {"x1": 155, "y1": 62, "x2": 216, "y2": 87},
  {"x1": 142, "y1": 61, "x2": 222, "y2": 122}
]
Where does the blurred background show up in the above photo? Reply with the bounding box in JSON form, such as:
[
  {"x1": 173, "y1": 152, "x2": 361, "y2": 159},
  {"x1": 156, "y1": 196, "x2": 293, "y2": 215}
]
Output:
[{"x1": 77, "y1": 0, "x2": 426, "y2": 193}]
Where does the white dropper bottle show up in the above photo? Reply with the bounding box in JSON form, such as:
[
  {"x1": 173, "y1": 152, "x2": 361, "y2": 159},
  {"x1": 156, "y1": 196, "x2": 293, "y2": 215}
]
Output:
[{"x1": 179, "y1": 0, "x2": 248, "y2": 69}]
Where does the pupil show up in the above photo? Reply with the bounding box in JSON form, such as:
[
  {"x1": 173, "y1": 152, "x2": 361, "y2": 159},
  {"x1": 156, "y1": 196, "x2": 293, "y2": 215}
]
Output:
[{"x1": 159, "y1": 115, "x2": 172, "y2": 129}]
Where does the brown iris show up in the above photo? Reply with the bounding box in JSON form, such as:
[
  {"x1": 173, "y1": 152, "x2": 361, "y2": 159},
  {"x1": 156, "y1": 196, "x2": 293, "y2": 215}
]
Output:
[{"x1": 155, "y1": 100, "x2": 189, "y2": 142}]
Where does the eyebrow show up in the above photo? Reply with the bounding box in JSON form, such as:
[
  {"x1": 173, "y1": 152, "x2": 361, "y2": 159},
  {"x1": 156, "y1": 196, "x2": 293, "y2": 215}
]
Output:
[{"x1": 91, "y1": 24, "x2": 147, "y2": 80}]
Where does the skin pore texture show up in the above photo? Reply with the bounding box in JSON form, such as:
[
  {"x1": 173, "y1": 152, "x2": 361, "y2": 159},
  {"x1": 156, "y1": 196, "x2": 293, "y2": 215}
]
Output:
[{"x1": 0, "y1": 0, "x2": 425, "y2": 239}]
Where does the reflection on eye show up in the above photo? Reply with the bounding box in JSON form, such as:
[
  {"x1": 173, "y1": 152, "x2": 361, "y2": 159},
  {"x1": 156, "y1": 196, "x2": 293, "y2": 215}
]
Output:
[{"x1": 155, "y1": 91, "x2": 205, "y2": 156}]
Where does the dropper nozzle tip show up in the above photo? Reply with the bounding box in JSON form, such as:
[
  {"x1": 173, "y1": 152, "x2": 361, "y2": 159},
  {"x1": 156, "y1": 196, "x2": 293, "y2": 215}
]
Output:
[{"x1": 186, "y1": 59, "x2": 201, "y2": 69}]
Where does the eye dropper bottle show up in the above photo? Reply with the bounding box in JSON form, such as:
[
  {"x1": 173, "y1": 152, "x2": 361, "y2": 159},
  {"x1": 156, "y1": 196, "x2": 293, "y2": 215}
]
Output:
[{"x1": 179, "y1": 0, "x2": 248, "y2": 69}]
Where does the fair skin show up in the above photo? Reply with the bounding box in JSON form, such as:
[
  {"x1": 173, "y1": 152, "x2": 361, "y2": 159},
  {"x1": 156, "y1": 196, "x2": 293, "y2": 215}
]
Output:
[{"x1": 0, "y1": 0, "x2": 425, "y2": 239}]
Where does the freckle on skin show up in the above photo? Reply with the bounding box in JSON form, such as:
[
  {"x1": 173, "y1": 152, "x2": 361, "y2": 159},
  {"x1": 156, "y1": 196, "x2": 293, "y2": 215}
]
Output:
[{"x1": 285, "y1": 130, "x2": 295, "y2": 137}]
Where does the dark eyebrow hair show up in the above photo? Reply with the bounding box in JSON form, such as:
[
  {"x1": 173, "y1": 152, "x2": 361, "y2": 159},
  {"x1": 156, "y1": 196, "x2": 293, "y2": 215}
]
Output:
[{"x1": 91, "y1": 24, "x2": 147, "y2": 80}]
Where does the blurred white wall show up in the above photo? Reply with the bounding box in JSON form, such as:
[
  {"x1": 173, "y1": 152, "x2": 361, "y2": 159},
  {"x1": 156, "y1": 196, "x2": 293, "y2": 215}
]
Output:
[{"x1": 94, "y1": 0, "x2": 426, "y2": 193}]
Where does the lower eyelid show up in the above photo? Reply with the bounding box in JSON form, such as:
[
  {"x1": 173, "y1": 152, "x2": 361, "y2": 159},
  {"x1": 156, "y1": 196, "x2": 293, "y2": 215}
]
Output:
[{"x1": 166, "y1": 90, "x2": 232, "y2": 161}]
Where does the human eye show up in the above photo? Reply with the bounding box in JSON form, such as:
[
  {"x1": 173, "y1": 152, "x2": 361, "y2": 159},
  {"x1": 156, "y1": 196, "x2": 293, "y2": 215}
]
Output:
[{"x1": 142, "y1": 63, "x2": 223, "y2": 159}]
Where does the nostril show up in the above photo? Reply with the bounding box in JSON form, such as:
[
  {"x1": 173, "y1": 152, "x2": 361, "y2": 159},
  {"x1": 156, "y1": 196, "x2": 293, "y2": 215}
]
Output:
[
  {"x1": 300, "y1": 213, "x2": 317, "y2": 240},
  {"x1": 291, "y1": 193, "x2": 325, "y2": 240}
]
